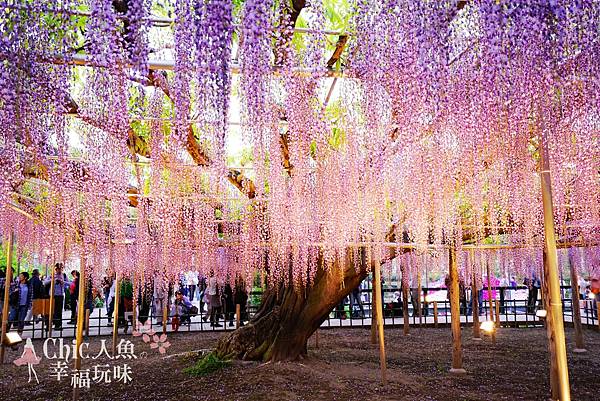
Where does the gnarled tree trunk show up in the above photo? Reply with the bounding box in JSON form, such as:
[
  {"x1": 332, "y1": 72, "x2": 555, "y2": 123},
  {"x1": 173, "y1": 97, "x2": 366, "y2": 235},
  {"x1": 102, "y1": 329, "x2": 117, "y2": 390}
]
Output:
[{"x1": 216, "y1": 249, "x2": 374, "y2": 362}]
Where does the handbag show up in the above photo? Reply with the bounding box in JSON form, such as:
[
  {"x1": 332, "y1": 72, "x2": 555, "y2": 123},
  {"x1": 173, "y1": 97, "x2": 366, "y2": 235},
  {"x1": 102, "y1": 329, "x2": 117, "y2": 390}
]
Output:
[{"x1": 189, "y1": 305, "x2": 199, "y2": 316}]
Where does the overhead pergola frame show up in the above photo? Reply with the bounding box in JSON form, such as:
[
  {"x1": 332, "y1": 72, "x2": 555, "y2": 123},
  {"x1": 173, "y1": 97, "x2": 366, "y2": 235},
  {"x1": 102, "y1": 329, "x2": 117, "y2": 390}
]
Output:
[{"x1": 4, "y1": 0, "x2": 354, "y2": 207}]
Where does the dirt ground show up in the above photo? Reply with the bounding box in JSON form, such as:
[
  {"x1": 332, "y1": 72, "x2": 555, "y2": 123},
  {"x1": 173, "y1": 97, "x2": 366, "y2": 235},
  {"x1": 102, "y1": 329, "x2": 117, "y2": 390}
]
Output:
[{"x1": 0, "y1": 326, "x2": 598, "y2": 401}]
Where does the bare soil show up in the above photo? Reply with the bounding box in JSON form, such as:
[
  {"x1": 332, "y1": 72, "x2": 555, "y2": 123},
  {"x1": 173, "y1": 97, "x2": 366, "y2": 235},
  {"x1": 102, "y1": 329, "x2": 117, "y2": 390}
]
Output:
[{"x1": 1, "y1": 327, "x2": 598, "y2": 401}]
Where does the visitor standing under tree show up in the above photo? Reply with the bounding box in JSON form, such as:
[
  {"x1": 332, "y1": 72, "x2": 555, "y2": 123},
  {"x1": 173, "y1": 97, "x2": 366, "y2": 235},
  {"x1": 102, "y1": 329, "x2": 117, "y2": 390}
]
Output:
[
  {"x1": 207, "y1": 272, "x2": 222, "y2": 327},
  {"x1": 8, "y1": 271, "x2": 32, "y2": 334},
  {"x1": 67, "y1": 270, "x2": 79, "y2": 324},
  {"x1": 43, "y1": 263, "x2": 66, "y2": 330}
]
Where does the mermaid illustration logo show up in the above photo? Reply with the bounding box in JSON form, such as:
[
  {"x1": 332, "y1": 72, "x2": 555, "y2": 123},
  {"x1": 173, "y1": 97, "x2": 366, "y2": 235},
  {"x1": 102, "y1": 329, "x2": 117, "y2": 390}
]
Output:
[{"x1": 13, "y1": 338, "x2": 42, "y2": 384}]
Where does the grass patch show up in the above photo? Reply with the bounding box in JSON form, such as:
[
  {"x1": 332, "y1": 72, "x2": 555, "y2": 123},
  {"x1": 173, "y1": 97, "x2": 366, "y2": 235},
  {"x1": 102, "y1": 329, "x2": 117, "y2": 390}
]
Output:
[{"x1": 183, "y1": 352, "x2": 232, "y2": 376}]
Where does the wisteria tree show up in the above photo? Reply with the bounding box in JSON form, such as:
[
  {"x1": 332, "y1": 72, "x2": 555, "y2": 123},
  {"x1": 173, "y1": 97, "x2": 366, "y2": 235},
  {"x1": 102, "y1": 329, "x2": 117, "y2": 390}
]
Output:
[{"x1": 1, "y1": 0, "x2": 599, "y2": 363}]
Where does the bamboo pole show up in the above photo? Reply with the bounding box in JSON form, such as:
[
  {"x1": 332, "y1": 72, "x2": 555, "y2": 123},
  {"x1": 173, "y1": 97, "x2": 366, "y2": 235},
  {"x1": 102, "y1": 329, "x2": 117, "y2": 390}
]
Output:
[
  {"x1": 433, "y1": 302, "x2": 438, "y2": 327},
  {"x1": 235, "y1": 304, "x2": 241, "y2": 329},
  {"x1": 449, "y1": 244, "x2": 466, "y2": 375},
  {"x1": 540, "y1": 127, "x2": 571, "y2": 401},
  {"x1": 0, "y1": 231, "x2": 14, "y2": 364},
  {"x1": 112, "y1": 273, "x2": 120, "y2": 356},
  {"x1": 373, "y1": 248, "x2": 387, "y2": 385},
  {"x1": 72, "y1": 256, "x2": 86, "y2": 401},
  {"x1": 567, "y1": 253, "x2": 586, "y2": 353}
]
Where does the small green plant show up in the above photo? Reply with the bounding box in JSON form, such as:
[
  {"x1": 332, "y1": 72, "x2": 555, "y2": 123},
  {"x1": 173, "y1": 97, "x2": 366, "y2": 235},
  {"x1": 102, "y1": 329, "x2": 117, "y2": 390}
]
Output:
[{"x1": 183, "y1": 352, "x2": 231, "y2": 377}]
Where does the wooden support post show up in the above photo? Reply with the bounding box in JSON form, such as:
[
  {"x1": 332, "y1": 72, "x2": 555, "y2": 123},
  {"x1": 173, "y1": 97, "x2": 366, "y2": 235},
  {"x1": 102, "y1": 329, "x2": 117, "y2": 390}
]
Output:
[
  {"x1": 433, "y1": 302, "x2": 438, "y2": 327},
  {"x1": 472, "y1": 263, "x2": 481, "y2": 340},
  {"x1": 371, "y1": 273, "x2": 378, "y2": 344},
  {"x1": 401, "y1": 263, "x2": 409, "y2": 335},
  {"x1": 486, "y1": 261, "x2": 494, "y2": 323},
  {"x1": 494, "y1": 299, "x2": 500, "y2": 327},
  {"x1": 162, "y1": 293, "x2": 168, "y2": 335},
  {"x1": 542, "y1": 250, "x2": 560, "y2": 399},
  {"x1": 540, "y1": 266, "x2": 546, "y2": 315},
  {"x1": 540, "y1": 127, "x2": 571, "y2": 401},
  {"x1": 0, "y1": 231, "x2": 14, "y2": 364},
  {"x1": 417, "y1": 269, "x2": 423, "y2": 327},
  {"x1": 112, "y1": 273, "x2": 120, "y2": 356},
  {"x1": 235, "y1": 304, "x2": 240, "y2": 329},
  {"x1": 132, "y1": 273, "x2": 137, "y2": 332},
  {"x1": 48, "y1": 260, "x2": 56, "y2": 338},
  {"x1": 373, "y1": 248, "x2": 387, "y2": 385},
  {"x1": 73, "y1": 256, "x2": 86, "y2": 401},
  {"x1": 85, "y1": 309, "x2": 90, "y2": 337},
  {"x1": 567, "y1": 252, "x2": 586, "y2": 353},
  {"x1": 449, "y1": 245, "x2": 466, "y2": 375}
]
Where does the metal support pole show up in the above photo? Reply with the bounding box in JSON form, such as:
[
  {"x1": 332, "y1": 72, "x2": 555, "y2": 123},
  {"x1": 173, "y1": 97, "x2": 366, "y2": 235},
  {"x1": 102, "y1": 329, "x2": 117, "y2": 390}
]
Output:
[
  {"x1": 540, "y1": 127, "x2": 571, "y2": 401},
  {"x1": 0, "y1": 231, "x2": 14, "y2": 364}
]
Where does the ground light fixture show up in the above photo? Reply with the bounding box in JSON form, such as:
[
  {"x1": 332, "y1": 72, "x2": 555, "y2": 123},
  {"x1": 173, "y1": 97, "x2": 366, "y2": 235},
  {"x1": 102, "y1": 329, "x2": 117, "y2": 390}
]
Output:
[
  {"x1": 480, "y1": 320, "x2": 497, "y2": 345},
  {"x1": 3, "y1": 332, "x2": 23, "y2": 347},
  {"x1": 480, "y1": 320, "x2": 495, "y2": 334}
]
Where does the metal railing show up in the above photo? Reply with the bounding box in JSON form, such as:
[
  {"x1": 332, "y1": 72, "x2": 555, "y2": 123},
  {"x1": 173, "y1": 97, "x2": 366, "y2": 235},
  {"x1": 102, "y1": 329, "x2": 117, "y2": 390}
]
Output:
[{"x1": 1, "y1": 285, "x2": 598, "y2": 339}]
